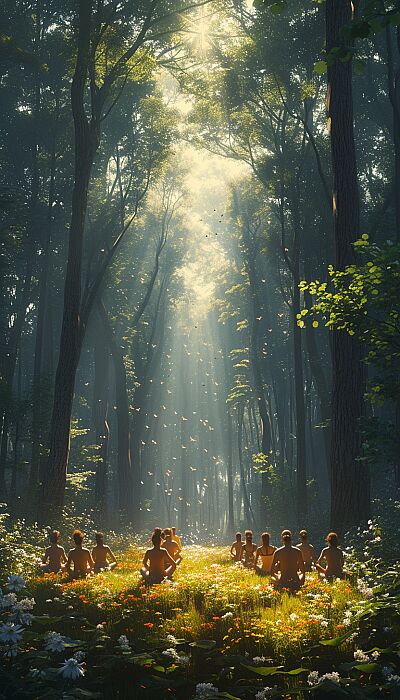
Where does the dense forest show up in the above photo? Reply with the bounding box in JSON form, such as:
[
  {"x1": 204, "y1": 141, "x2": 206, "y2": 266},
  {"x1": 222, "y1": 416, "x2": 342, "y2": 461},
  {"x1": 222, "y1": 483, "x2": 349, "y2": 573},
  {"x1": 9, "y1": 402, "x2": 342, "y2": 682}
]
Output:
[{"x1": 0, "y1": 0, "x2": 400, "y2": 698}]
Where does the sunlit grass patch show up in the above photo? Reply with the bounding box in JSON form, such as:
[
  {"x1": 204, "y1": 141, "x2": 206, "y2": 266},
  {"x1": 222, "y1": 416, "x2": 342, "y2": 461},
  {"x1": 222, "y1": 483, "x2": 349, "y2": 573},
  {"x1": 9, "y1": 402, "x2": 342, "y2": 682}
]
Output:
[{"x1": 29, "y1": 544, "x2": 361, "y2": 660}]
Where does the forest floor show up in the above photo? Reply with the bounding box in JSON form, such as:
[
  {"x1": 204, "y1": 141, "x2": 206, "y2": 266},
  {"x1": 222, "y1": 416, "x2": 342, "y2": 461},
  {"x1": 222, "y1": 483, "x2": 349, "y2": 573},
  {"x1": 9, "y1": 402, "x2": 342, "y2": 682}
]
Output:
[{"x1": 1, "y1": 541, "x2": 400, "y2": 699}]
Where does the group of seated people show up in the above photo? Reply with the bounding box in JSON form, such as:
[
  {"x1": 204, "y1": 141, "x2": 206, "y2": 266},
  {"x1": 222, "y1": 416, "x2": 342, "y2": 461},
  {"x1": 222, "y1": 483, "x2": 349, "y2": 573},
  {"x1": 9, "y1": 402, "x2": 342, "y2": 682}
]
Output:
[
  {"x1": 230, "y1": 528, "x2": 345, "y2": 591},
  {"x1": 141, "y1": 527, "x2": 183, "y2": 585},
  {"x1": 41, "y1": 529, "x2": 117, "y2": 579}
]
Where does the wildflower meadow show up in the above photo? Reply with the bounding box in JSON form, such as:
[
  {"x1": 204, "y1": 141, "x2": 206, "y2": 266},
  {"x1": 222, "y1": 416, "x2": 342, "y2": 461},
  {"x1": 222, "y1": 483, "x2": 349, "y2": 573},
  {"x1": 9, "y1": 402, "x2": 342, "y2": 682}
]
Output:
[{"x1": 1, "y1": 507, "x2": 400, "y2": 699}]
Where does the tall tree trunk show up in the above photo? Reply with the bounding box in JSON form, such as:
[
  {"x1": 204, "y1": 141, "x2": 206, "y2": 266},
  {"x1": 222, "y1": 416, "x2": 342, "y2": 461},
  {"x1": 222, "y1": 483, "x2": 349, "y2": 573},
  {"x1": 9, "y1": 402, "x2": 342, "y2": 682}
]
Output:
[
  {"x1": 326, "y1": 0, "x2": 370, "y2": 531},
  {"x1": 29, "y1": 127, "x2": 57, "y2": 490},
  {"x1": 93, "y1": 334, "x2": 110, "y2": 523},
  {"x1": 304, "y1": 287, "x2": 331, "y2": 473},
  {"x1": 385, "y1": 22, "x2": 400, "y2": 242},
  {"x1": 98, "y1": 301, "x2": 133, "y2": 516},
  {"x1": 292, "y1": 259, "x2": 307, "y2": 525},
  {"x1": 42, "y1": 0, "x2": 98, "y2": 510},
  {"x1": 225, "y1": 410, "x2": 234, "y2": 535}
]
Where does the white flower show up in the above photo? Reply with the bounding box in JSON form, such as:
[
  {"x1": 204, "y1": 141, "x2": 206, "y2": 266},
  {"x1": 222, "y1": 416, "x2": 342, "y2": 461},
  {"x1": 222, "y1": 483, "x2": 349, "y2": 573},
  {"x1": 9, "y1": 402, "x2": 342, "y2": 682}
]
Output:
[
  {"x1": 320, "y1": 672, "x2": 340, "y2": 684},
  {"x1": 194, "y1": 682, "x2": 219, "y2": 699},
  {"x1": 58, "y1": 658, "x2": 85, "y2": 680},
  {"x1": 16, "y1": 597, "x2": 35, "y2": 611},
  {"x1": 96, "y1": 624, "x2": 104, "y2": 630},
  {"x1": 45, "y1": 631, "x2": 66, "y2": 653},
  {"x1": 221, "y1": 611, "x2": 233, "y2": 620},
  {"x1": 357, "y1": 578, "x2": 373, "y2": 598},
  {"x1": 0, "y1": 623, "x2": 24, "y2": 644},
  {"x1": 12, "y1": 611, "x2": 34, "y2": 626},
  {"x1": 321, "y1": 620, "x2": 328, "y2": 627},
  {"x1": 371, "y1": 650, "x2": 380, "y2": 661},
  {"x1": 308, "y1": 670, "x2": 340, "y2": 686},
  {"x1": 162, "y1": 647, "x2": 189, "y2": 665},
  {"x1": 7, "y1": 575, "x2": 26, "y2": 592},
  {"x1": 382, "y1": 666, "x2": 394, "y2": 679},
  {"x1": 289, "y1": 613, "x2": 298, "y2": 622},
  {"x1": 255, "y1": 688, "x2": 277, "y2": 700},
  {"x1": 252, "y1": 656, "x2": 267, "y2": 666},
  {"x1": 118, "y1": 634, "x2": 131, "y2": 651},
  {"x1": 163, "y1": 647, "x2": 179, "y2": 661},
  {"x1": 387, "y1": 674, "x2": 400, "y2": 685},
  {"x1": 307, "y1": 670, "x2": 320, "y2": 686},
  {"x1": 0, "y1": 593, "x2": 18, "y2": 609},
  {"x1": 73, "y1": 651, "x2": 85, "y2": 662},
  {"x1": 354, "y1": 649, "x2": 370, "y2": 663},
  {"x1": 166, "y1": 633, "x2": 178, "y2": 645},
  {"x1": 29, "y1": 668, "x2": 47, "y2": 679}
]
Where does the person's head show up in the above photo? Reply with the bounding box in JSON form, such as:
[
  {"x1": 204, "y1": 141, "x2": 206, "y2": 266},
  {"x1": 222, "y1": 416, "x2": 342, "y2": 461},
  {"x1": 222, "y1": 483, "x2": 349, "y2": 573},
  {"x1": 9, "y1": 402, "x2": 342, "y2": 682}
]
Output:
[
  {"x1": 261, "y1": 532, "x2": 270, "y2": 546},
  {"x1": 73, "y1": 529, "x2": 84, "y2": 546},
  {"x1": 281, "y1": 529, "x2": 292, "y2": 545},
  {"x1": 163, "y1": 528, "x2": 172, "y2": 539},
  {"x1": 245, "y1": 530, "x2": 253, "y2": 543},
  {"x1": 326, "y1": 532, "x2": 339, "y2": 547},
  {"x1": 152, "y1": 529, "x2": 162, "y2": 548},
  {"x1": 95, "y1": 532, "x2": 104, "y2": 545},
  {"x1": 299, "y1": 529, "x2": 308, "y2": 542},
  {"x1": 50, "y1": 530, "x2": 60, "y2": 544},
  {"x1": 236, "y1": 532, "x2": 242, "y2": 541}
]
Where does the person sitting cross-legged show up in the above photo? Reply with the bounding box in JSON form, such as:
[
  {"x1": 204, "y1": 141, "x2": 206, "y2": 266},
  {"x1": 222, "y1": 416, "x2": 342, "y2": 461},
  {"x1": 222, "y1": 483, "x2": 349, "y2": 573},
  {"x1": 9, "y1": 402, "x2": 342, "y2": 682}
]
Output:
[
  {"x1": 230, "y1": 532, "x2": 243, "y2": 562},
  {"x1": 141, "y1": 529, "x2": 177, "y2": 585},
  {"x1": 255, "y1": 532, "x2": 276, "y2": 575},
  {"x1": 162, "y1": 528, "x2": 182, "y2": 565},
  {"x1": 41, "y1": 530, "x2": 67, "y2": 574},
  {"x1": 271, "y1": 529, "x2": 305, "y2": 592},
  {"x1": 296, "y1": 529, "x2": 316, "y2": 572},
  {"x1": 91, "y1": 532, "x2": 117, "y2": 574},
  {"x1": 316, "y1": 532, "x2": 345, "y2": 580},
  {"x1": 241, "y1": 530, "x2": 258, "y2": 569},
  {"x1": 66, "y1": 530, "x2": 94, "y2": 579},
  {"x1": 171, "y1": 527, "x2": 182, "y2": 549}
]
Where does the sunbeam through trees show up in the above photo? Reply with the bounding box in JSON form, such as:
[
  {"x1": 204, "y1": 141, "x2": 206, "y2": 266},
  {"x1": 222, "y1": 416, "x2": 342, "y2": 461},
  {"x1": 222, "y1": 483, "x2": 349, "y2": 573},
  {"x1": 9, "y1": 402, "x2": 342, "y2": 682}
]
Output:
[{"x1": 0, "y1": 0, "x2": 400, "y2": 698}]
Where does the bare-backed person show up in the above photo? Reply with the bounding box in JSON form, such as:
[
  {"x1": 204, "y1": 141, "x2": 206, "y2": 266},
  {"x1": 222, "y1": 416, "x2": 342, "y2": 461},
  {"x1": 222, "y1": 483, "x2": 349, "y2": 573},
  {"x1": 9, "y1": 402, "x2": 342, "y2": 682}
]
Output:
[
  {"x1": 316, "y1": 532, "x2": 345, "y2": 580},
  {"x1": 271, "y1": 529, "x2": 305, "y2": 592},
  {"x1": 66, "y1": 530, "x2": 94, "y2": 579},
  {"x1": 141, "y1": 528, "x2": 177, "y2": 585}
]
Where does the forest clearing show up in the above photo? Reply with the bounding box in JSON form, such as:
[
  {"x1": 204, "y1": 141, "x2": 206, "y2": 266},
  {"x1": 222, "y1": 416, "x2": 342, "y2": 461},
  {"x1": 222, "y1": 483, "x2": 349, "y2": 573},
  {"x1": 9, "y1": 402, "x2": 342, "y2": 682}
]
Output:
[
  {"x1": 1, "y1": 0, "x2": 400, "y2": 696},
  {"x1": 1, "y1": 511, "x2": 400, "y2": 699}
]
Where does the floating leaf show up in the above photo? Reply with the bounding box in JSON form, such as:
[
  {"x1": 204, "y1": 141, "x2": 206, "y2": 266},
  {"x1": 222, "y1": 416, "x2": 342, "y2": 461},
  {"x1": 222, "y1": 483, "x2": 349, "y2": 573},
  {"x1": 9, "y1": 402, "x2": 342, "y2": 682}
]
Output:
[
  {"x1": 189, "y1": 639, "x2": 216, "y2": 650},
  {"x1": 242, "y1": 664, "x2": 283, "y2": 676},
  {"x1": 314, "y1": 60, "x2": 328, "y2": 75}
]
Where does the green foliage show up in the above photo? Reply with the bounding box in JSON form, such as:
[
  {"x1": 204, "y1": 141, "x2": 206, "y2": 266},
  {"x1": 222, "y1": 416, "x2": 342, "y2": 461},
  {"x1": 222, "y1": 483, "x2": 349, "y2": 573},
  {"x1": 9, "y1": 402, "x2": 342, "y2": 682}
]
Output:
[{"x1": 299, "y1": 237, "x2": 400, "y2": 403}]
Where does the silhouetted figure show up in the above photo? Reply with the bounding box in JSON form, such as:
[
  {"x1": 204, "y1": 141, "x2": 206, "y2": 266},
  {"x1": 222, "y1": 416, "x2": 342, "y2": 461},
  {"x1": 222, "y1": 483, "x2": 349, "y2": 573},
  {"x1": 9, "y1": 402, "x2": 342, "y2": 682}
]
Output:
[
  {"x1": 255, "y1": 532, "x2": 276, "y2": 575},
  {"x1": 171, "y1": 527, "x2": 182, "y2": 549},
  {"x1": 66, "y1": 530, "x2": 94, "y2": 579},
  {"x1": 141, "y1": 529, "x2": 176, "y2": 585},
  {"x1": 241, "y1": 530, "x2": 257, "y2": 568},
  {"x1": 230, "y1": 532, "x2": 243, "y2": 562},
  {"x1": 271, "y1": 530, "x2": 305, "y2": 592},
  {"x1": 296, "y1": 529, "x2": 316, "y2": 572},
  {"x1": 92, "y1": 532, "x2": 117, "y2": 573},
  {"x1": 163, "y1": 528, "x2": 182, "y2": 564},
  {"x1": 316, "y1": 532, "x2": 345, "y2": 580},
  {"x1": 41, "y1": 530, "x2": 67, "y2": 573}
]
